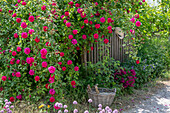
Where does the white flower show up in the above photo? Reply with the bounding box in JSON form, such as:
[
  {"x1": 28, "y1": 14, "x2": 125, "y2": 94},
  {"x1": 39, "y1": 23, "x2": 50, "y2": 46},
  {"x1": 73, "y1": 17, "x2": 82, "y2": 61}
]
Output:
[{"x1": 73, "y1": 101, "x2": 77, "y2": 105}]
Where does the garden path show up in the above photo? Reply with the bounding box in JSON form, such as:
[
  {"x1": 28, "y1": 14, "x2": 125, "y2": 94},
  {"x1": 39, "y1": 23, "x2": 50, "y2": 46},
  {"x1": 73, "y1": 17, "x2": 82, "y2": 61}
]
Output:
[{"x1": 123, "y1": 81, "x2": 170, "y2": 113}]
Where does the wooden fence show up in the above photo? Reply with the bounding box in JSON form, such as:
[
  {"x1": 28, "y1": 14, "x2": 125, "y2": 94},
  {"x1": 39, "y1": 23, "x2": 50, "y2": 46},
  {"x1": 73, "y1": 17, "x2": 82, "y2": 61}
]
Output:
[{"x1": 82, "y1": 31, "x2": 129, "y2": 65}]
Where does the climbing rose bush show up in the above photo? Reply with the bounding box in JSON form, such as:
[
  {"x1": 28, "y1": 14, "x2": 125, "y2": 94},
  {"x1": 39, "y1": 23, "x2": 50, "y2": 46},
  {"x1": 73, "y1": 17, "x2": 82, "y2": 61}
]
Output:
[{"x1": 0, "y1": 0, "x2": 156, "y2": 106}]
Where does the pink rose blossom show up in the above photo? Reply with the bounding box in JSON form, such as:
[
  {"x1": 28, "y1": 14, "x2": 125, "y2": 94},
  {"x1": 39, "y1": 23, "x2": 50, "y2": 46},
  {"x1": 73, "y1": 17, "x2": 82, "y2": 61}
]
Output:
[
  {"x1": 73, "y1": 30, "x2": 78, "y2": 35},
  {"x1": 81, "y1": 13, "x2": 86, "y2": 18},
  {"x1": 84, "y1": 19, "x2": 88, "y2": 24},
  {"x1": 42, "y1": 61, "x2": 47, "y2": 68},
  {"x1": 94, "y1": 33, "x2": 99, "y2": 39},
  {"x1": 12, "y1": 51, "x2": 17, "y2": 56},
  {"x1": 107, "y1": 18, "x2": 112, "y2": 23},
  {"x1": 24, "y1": 47, "x2": 31, "y2": 54},
  {"x1": 22, "y1": 1, "x2": 26, "y2": 5},
  {"x1": 71, "y1": 39, "x2": 77, "y2": 45},
  {"x1": 12, "y1": 13, "x2": 17, "y2": 17},
  {"x1": 130, "y1": 18, "x2": 135, "y2": 23},
  {"x1": 48, "y1": 66, "x2": 56, "y2": 73},
  {"x1": 74, "y1": 66, "x2": 79, "y2": 71},
  {"x1": 75, "y1": 3, "x2": 80, "y2": 7},
  {"x1": 21, "y1": 32, "x2": 28, "y2": 38},
  {"x1": 16, "y1": 72, "x2": 21, "y2": 77},
  {"x1": 35, "y1": 76, "x2": 40, "y2": 81},
  {"x1": 68, "y1": 35, "x2": 73, "y2": 40},
  {"x1": 2, "y1": 76, "x2": 7, "y2": 81},
  {"x1": 66, "y1": 22, "x2": 71, "y2": 27},
  {"x1": 41, "y1": 5, "x2": 46, "y2": 11},
  {"x1": 21, "y1": 22, "x2": 27, "y2": 29},
  {"x1": 12, "y1": 73, "x2": 15, "y2": 76},
  {"x1": 16, "y1": 59, "x2": 20, "y2": 64},
  {"x1": 17, "y1": 47, "x2": 21, "y2": 52},
  {"x1": 17, "y1": 0, "x2": 21, "y2": 3},
  {"x1": 65, "y1": 11, "x2": 69, "y2": 16},
  {"x1": 67, "y1": 60, "x2": 72, "y2": 65},
  {"x1": 16, "y1": 18, "x2": 21, "y2": 23},
  {"x1": 136, "y1": 21, "x2": 141, "y2": 27},
  {"x1": 40, "y1": 48, "x2": 47, "y2": 55},
  {"x1": 82, "y1": 35, "x2": 87, "y2": 39},
  {"x1": 28, "y1": 29, "x2": 34, "y2": 34},
  {"x1": 107, "y1": 26, "x2": 112, "y2": 30},
  {"x1": 100, "y1": 17, "x2": 105, "y2": 23},
  {"x1": 95, "y1": 24, "x2": 100, "y2": 29},
  {"x1": 29, "y1": 70, "x2": 35, "y2": 75},
  {"x1": 58, "y1": 62, "x2": 62, "y2": 65},
  {"x1": 28, "y1": 16, "x2": 34, "y2": 22},
  {"x1": 14, "y1": 33, "x2": 18, "y2": 38},
  {"x1": 49, "y1": 89, "x2": 55, "y2": 95}
]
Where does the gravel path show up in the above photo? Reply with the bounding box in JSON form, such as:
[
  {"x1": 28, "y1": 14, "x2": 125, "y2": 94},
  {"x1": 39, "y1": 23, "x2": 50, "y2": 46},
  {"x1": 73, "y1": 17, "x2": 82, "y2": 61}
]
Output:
[{"x1": 123, "y1": 81, "x2": 170, "y2": 113}]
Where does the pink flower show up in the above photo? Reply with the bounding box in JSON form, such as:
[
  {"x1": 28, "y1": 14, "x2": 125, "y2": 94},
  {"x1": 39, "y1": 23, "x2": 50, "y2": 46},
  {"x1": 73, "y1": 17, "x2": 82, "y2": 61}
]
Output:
[
  {"x1": 81, "y1": 13, "x2": 86, "y2": 18},
  {"x1": 16, "y1": 59, "x2": 20, "y2": 64},
  {"x1": 16, "y1": 18, "x2": 21, "y2": 23},
  {"x1": 43, "y1": 26, "x2": 48, "y2": 32},
  {"x1": 42, "y1": 61, "x2": 47, "y2": 68},
  {"x1": 16, "y1": 94, "x2": 22, "y2": 100},
  {"x1": 48, "y1": 66, "x2": 56, "y2": 73},
  {"x1": 68, "y1": 35, "x2": 73, "y2": 40},
  {"x1": 49, "y1": 89, "x2": 55, "y2": 95},
  {"x1": 28, "y1": 29, "x2": 34, "y2": 34},
  {"x1": 61, "y1": 15, "x2": 65, "y2": 19},
  {"x1": 22, "y1": 1, "x2": 26, "y2": 5},
  {"x1": 60, "y1": 52, "x2": 64, "y2": 57},
  {"x1": 73, "y1": 30, "x2": 78, "y2": 35},
  {"x1": 68, "y1": 1, "x2": 74, "y2": 5},
  {"x1": 49, "y1": 97, "x2": 55, "y2": 102},
  {"x1": 74, "y1": 66, "x2": 79, "y2": 71},
  {"x1": 142, "y1": 0, "x2": 145, "y2": 2},
  {"x1": 12, "y1": 51, "x2": 17, "y2": 56},
  {"x1": 16, "y1": 72, "x2": 21, "y2": 77},
  {"x1": 82, "y1": 35, "x2": 87, "y2": 39},
  {"x1": 62, "y1": 67, "x2": 66, "y2": 71},
  {"x1": 107, "y1": 26, "x2": 112, "y2": 30},
  {"x1": 34, "y1": 37, "x2": 40, "y2": 43},
  {"x1": 8, "y1": 10, "x2": 13, "y2": 13},
  {"x1": 95, "y1": 24, "x2": 100, "y2": 29},
  {"x1": 17, "y1": 0, "x2": 21, "y2": 3},
  {"x1": 89, "y1": 21, "x2": 93, "y2": 25},
  {"x1": 71, "y1": 39, "x2": 77, "y2": 45},
  {"x1": 24, "y1": 47, "x2": 31, "y2": 54},
  {"x1": 41, "y1": 5, "x2": 46, "y2": 11},
  {"x1": 130, "y1": 18, "x2": 135, "y2": 23},
  {"x1": 63, "y1": 19, "x2": 67, "y2": 24},
  {"x1": 21, "y1": 22, "x2": 27, "y2": 29},
  {"x1": 84, "y1": 19, "x2": 88, "y2": 24},
  {"x1": 49, "y1": 77, "x2": 54, "y2": 83},
  {"x1": 35, "y1": 76, "x2": 40, "y2": 81},
  {"x1": 12, "y1": 73, "x2": 15, "y2": 76},
  {"x1": 1, "y1": 76, "x2": 7, "y2": 81},
  {"x1": 77, "y1": 8, "x2": 84, "y2": 13},
  {"x1": 100, "y1": 17, "x2": 105, "y2": 23},
  {"x1": 104, "y1": 39, "x2": 109, "y2": 44},
  {"x1": 52, "y1": 2, "x2": 56, "y2": 6},
  {"x1": 29, "y1": 70, "x2": 35, "y2": 75},
  {"x1": 28, "y1": 16, "x2": 34, "y2": 22},
  {"x1": 65, "y1": 11, "x2": 69, "y2": 16},
  {"x1": 14, "y1": 33, "x2": 18, "y2": 38},
  {"x1": 21, "y1": 32, "x2": 28, "y2": 38},
  {"x1": 107, "y1": 18, "x2": 112, "y2": 23},
  {"x1": 75, "y1": 3, "x2": 80, "y2": 7},
  {"x1": 40, "y1": 48, "x2": 47, "y2": 55},
  {"x1": 66, "y1": 22, "x2": 71, "y2": 27},
  {"x1": 94, "y1": 33, "x2": 99, "y2": 39},
  {"x1": 17, "y1": 47, "x2": 21, "y2": 52},
  {"x1": 58, "y1": 62, "x2": 62, "y2": 65},
  {"x1": 130, "y1": 29, "x2": 133, "y2": 33},
  {"x1": 67, "y1": 60, "x2": 72, "y2": 65},
  {"x1": 136, "y1": 21, "x2": 141, "y2": 27},
  {"x1": 12, "y1": 13, "x2": 17, "y2": 17}
]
